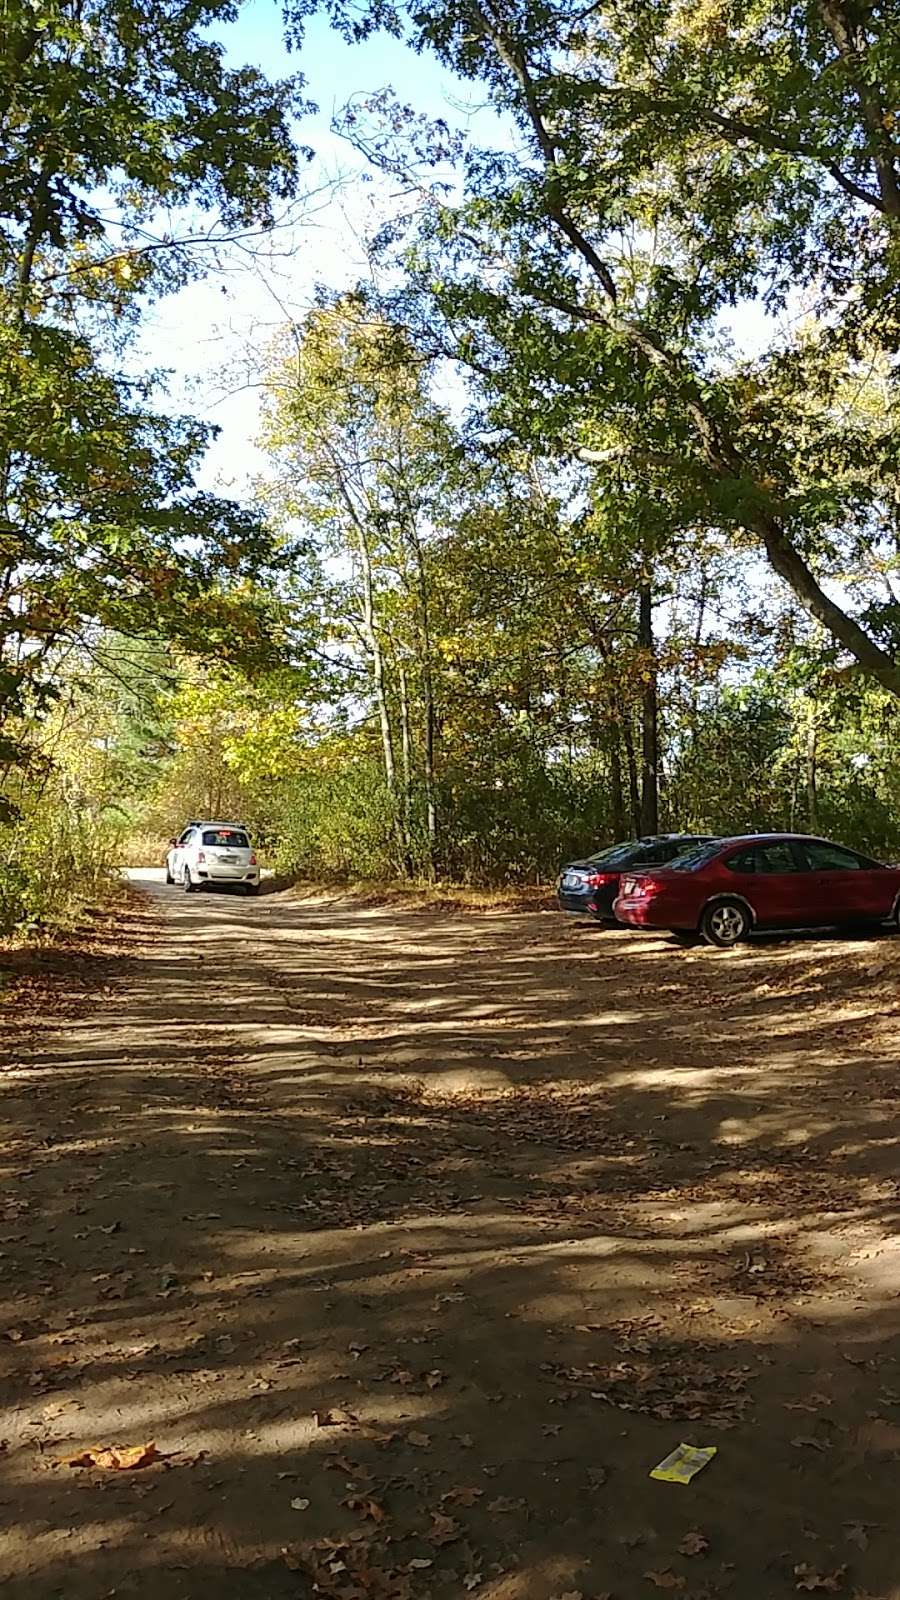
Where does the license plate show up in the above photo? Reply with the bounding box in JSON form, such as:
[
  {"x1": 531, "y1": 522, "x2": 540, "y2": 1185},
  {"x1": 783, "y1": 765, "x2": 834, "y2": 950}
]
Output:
[{"x1": 219, "y1": 855, "x2": 237, "y2": 864}]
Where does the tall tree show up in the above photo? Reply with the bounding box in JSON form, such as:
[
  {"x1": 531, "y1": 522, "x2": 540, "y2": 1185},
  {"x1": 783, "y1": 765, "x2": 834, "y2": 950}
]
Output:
[
  {"x1": 257, "y1": 296, "x2": 458, "y2": 873},
  {"x1": 297, "y1": 0, "x2": 900, "y2": 696},
  {"x1": 0, "y1": 0, "x2": 305, "y2": 782}
]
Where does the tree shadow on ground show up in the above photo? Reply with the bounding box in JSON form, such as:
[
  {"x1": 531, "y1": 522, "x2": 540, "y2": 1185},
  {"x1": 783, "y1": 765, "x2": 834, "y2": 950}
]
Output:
[{"x1": 2, "y1": 882, "x2": 900, "y2": 1599}]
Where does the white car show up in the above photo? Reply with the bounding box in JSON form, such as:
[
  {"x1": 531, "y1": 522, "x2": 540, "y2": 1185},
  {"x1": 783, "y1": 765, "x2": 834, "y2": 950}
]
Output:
[{"x1": 166, "y1": 820, "x2": 260, "y2": 895}]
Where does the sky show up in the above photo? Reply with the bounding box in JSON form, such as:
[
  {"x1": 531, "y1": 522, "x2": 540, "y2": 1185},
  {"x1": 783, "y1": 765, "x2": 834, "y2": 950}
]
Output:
[{"x1": 141, "y1": 0, "x2": 498, "y2": 498}]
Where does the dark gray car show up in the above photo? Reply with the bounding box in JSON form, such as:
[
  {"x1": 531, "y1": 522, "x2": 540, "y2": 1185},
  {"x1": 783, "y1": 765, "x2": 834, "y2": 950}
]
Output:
[{"x1": 557, "y1": 834, "x2": 717, "y2": 921}]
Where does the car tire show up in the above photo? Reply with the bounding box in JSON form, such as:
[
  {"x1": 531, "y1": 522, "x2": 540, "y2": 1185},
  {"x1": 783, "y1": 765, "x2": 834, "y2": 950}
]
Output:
[
  {"x1": 701, "y1": 898, "x2": 749, "y2": 949},
  {"x1": 183, "y1": 867, "x2": 197, "y2": 894},
  {"x1": 165, "y1": 866, "x2": 175, "y2": 885},
  {"x1": 244, "y1": 883, "x2": 260, "y2": 897}
]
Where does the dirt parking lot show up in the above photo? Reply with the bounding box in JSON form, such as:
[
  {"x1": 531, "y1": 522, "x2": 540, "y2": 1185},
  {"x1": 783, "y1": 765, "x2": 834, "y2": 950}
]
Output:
[{"x1": 2, "y1": 873, "x2": 900, "y2": 1600}]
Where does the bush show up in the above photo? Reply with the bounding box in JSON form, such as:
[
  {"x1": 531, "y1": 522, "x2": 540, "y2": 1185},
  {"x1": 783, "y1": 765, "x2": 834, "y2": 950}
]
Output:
[{"x1": 0, "y1": 796, "x2": 123, "y2": 936}]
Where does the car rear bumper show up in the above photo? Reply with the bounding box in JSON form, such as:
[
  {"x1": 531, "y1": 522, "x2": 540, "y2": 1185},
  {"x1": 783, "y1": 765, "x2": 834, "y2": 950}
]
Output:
[
  {"x1": 614, "y1": 895, "x2": 688, "y2": 929},
  {"x1": 557, "y1": 888, "x2": 617, "y2": 918},
  {"x1": 557, "y1": 892, "x2": 600, "y2": 916},
  {"x1": 197, "y1": 868, "x2": 259, "y2": 884}
]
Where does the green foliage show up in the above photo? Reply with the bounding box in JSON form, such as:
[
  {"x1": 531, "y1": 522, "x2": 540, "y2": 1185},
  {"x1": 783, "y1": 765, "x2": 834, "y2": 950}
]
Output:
[
  {"x1": 304, "y1": 0, "x2": 900, "y2": 693},
  {"x1": 0, "y1": 796, "x2": 121, "y2": 935},
  {"x1": 0, "y1": 0, "x2": 304, "y2": 786}
]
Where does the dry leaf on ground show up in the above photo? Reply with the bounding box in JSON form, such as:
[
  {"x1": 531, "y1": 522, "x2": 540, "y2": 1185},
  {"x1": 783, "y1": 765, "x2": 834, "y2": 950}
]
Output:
[
  {"x1": 645, "y1": 1571, "x2": 685, "y2": 1590},
  {"x1": 341, "y1": 1495, "x2": 385, "y2": 1523},
  {"x1": 678, "y1": 1529, "x2": 709, "y2": 1556},
  {"x1": 407, "y1": 1431, "x2": 431, "y2": 1448},
  {"x1": 843, "y1": 1521, "x2": 870, "y2": 1551},
  {"x1": 290, "y1": 1497, "x2": 310, "y2": 1511},
  {"x1": 793, "y1": 1564, "x2": 847, "y2": 1592},
  {"x1": 442, "y1": 1486, "x2": 483, "y2": 1507},
  {"x1": 66, "y1": 1441, "x2": 158, "y2": 1471},
  {"x1": 313, "y1": 1408, "x2": 357, "y2": 1429},
  {"x1": 428, "y1": 1513, "x2": 461, "y2": 1546}
]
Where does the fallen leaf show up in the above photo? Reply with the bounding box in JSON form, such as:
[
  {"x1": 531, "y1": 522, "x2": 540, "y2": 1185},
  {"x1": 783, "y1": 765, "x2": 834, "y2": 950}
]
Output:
[
  {"x1": 644, "y1": 1572, "x2": 685, "y2": 1591},
  {"x1": 408, "y1": 1558, "x2": 434, "y2": 1570},
  {"x1": 407, "y1": 1431, "x2": 431, "y2": 1448},
  {"x1": 791, "y1": 1436, "x2": 830, "y2": 1452},
  {"x1": 785, "y1": 1394, "x2": 832, "y2": 1412},
  {"x1": 341, "y1": 1495, "x2": 384, "y2": 1523},
  {"x1": 428, "y1": 1512, "x2": 461, "y2": 1547},
  {"x1": 793, "y1": 1564, "x2": 846, "y2": 1592},
  {"x1": 843, "y1": 1521, "x2": 871, "y2": 1551},
  {"x1": 678, "y1": 1529, "x2": 708, "y2": 1557},
  {"x1": 456, "y1": 1433, "x2": 474, "y2": 1448},
  {"x1": 290, "y1": 1497, "x2": 310, "y2": 1511},
  {"x1": 313, "y1": 1408, "x2": 357, "y2": 1429},
  {"x1": 66, "y1": 1442, "x2": 159, "y2": 1471},
  {"x1": 425, "y1": 1369, "x2": 447, "y2": 1389},
  {"x1": 442, "y1": 1486, "x2": 483, "y2": 1507},
  {"x1": 487, "y1": 1495, "x2": 524, "y2": 1514}
]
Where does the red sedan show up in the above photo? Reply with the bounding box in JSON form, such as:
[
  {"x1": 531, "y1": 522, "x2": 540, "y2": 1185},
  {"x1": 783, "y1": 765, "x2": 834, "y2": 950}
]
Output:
[{"x1": 613, "y1": 833, "x2": 900, "y2": 948}]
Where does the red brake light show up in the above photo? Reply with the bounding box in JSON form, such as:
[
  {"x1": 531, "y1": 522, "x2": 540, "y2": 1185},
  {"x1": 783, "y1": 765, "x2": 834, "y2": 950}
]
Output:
[
  {"x1": 585, "y1": 870, "x2": 614, "y2": 887},
  {"x1": 250, "y1": 852, "x2": 257, "y2": 865}
]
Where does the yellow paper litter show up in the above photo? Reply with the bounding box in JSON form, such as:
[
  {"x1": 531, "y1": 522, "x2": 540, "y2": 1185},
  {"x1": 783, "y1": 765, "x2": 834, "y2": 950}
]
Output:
[{"x1": 650, "y1": 1443, "x2": 717, "y2": 1484}]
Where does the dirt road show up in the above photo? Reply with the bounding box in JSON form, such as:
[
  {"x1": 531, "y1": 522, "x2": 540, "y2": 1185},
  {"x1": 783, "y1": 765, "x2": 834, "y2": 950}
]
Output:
[{"x1": 2, "y1": 874, "x2": 900, "y2": 1600}]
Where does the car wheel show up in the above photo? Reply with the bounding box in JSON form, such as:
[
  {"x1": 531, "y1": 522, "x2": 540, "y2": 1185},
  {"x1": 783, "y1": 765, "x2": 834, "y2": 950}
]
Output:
[
  {"x1": 701, "y1": 899, "x2": 749, "y2": 949},
  {"x1": 244, "y1": 883, "x2": 260, "y2": 897},
  {"x1": 183, "y1": 867, "x2": 197, "y2": 894},
  {"x1": 165, "y1": 866, "x2": 175, "y2": 885}
]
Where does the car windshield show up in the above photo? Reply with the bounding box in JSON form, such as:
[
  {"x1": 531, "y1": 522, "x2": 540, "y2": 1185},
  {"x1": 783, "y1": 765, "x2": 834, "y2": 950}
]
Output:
[
  {"x1": 202, "y1": 829, "x2": 249, "y2": 849},
  {"x1": 668, "y1": 841, "x2": 723, "y2": 872}
]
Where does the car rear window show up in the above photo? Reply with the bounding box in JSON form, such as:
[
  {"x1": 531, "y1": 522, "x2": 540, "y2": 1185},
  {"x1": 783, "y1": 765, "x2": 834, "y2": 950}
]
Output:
[
  {"x1": 668, "y1": 842, "x2": 723, "y2": 872},
  {"x1": 202, "y1": 829, "x2": 249, "y2": 849},
  {"x1": 586, "y1": 841, "x2": 642, "y2": 866}
]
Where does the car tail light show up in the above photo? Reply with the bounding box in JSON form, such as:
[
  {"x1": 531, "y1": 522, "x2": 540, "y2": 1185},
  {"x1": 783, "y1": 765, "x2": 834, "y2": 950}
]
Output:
[
  {"x1": 585, "y1": 870, "x2": 614, "y2": 888},
  {"x1": 197, "y1": 850, "x2": 206, "y2": 863},
  {"x1": 622, "y1": 875, "x2": 654, "y2": 897},
  {"x1": 250, "y1": 852, "x2": 257, "y2": 865}
]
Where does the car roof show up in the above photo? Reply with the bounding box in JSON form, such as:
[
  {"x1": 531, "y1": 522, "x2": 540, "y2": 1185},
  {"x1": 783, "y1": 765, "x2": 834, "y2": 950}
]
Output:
[
  {"x1": 711, "y1": 833, "x2": 837, "y2": 848},
  {"x1": 637, "y1": 832, "x2": 715, "y2": 841},
  {"x1": 188, "y1": 820, "x2": 249, "y2": 830}
]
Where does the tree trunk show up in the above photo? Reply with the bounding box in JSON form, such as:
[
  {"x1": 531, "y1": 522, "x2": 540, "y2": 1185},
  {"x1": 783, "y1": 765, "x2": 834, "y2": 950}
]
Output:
[
  {"x1": 356, "y1": 529, "x2": 407, "y2": 869},
  {"x1": 622, "y1": 713, "x2": 641, "y2": 835},
  {"x1": 608, "y1": 724, "x2": 626, "y2": 837},
  {"x1": 409, "y1": 533, "x2": 437, "y2": 876},
  {"x1": 806, "y1": 713, "x2": 819, "y2": 833},
  {"x1": 638, "y1": 582, "x2": 659, "y2": 835},
  {"x1": 398, "y1": 661, "x2": 413, "y2": 821}
]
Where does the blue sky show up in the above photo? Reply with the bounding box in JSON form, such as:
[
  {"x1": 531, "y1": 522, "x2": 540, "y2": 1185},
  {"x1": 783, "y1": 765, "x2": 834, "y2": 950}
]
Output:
[{"x1": 142, "y1": 0, "x2": 498, "y2": 497}]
